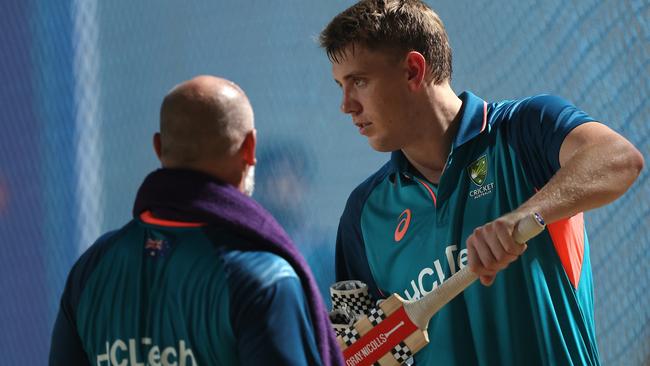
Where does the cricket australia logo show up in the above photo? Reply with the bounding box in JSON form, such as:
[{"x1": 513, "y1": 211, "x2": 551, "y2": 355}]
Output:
[{"x1": 467, "y1": 154, "x2": 494, "y2": 199}]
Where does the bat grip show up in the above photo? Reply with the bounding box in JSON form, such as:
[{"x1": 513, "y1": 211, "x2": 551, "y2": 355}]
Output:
[{"x1": 404, "y1": 213, "x2": 546, "y2": 330}]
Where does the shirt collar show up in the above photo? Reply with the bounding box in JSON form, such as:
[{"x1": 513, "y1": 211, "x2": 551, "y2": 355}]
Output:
[
  {"x1": 453, "y1": 91, "x2": 488, "y2": 148},
  {"x1": 390, "y1": 91, "x2": 487, "y2": 173}
]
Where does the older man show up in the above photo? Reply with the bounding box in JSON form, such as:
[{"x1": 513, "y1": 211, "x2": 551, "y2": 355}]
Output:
[{"x1": 49, "y1": 76, "x2": 342, "y2": 366}]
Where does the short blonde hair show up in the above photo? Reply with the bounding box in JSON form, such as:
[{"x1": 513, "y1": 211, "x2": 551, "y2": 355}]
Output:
[{"x1": 319, "y1": 0, "x2": 452, "y2": 84}]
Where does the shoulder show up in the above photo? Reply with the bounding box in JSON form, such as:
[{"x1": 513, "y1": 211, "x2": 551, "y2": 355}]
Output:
[
  {"x1": 62, "y1": 221, "x2": 138, "y2": 312},
  {"x1": 197, "y1": 227, "x2": 303, "y2": 295},
  {"x1": 343, "y1": 161, "x2": 392, "y2": 218},
  {"x1": 70, "y1": 222, "x2": 136, "y2": 282},
  {"x1": 219, "y1": 245, "x2": 310, "y2": 330},
  {"x1": 516, "y1": 94, "x2": 580, "y2": 116},
  {"x1": 220, "y1": 247, "x2": 298, "y2": 292},
  {"x1": 491, "y1": 94, "x2": 584, "y2": 123},
  {"x1": 75, "y1": 223, "x2": 131, "y2": 267}
]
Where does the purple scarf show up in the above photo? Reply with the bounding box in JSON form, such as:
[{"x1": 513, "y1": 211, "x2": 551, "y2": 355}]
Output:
[{"x1": 132, "y1": 168, "x2": 343, "y2": 366}]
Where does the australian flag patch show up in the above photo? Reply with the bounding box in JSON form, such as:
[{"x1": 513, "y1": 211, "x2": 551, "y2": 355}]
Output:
[{"x1": 144, "y1": 237, "x2": 170, "y2": 258}]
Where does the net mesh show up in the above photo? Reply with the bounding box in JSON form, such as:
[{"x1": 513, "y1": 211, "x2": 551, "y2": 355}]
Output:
[
  {"x1": 0, "y1": 0, "x2": 647, "y2": 364},
  {"x1": 438, "y1": 2, "x2": 650, "y2": 363}
]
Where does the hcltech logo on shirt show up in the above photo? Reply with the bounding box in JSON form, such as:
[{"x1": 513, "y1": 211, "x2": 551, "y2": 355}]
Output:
[
  {"x1": 468, "y1": 154, "x2": 494, "y2": 199},
  {"x1": 96, "y1": 338, "x2": 196, "y2": 366},
  {"x1": 402, "y1": 244, "x2": 469, "y2": 301}
]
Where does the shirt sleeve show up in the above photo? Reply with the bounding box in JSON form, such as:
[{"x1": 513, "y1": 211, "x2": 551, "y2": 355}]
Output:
[
  {"x1": 227, "y1": 252, "x2": 323, "y2": 366},
  {"x1": 504, "y1": 94, "x2": 596, "y2": 188},
  {"x1": 335, "y1": 185, "x2": 383, "y2": 301},
  {"x1": 49, "y1": 271, "x2": 91, "y2": 366},
  {"x1": 49, "y1": 229, "x2": 120, "y2": 366}
]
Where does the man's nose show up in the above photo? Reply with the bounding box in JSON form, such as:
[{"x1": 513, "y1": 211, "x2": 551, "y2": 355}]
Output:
[{"x1": 340, "y1": 91, "x2": 360, "y2": 115}]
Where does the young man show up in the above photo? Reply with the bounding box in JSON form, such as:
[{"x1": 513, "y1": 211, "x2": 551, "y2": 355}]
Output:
[
  {"x1": 49, "y1": 76, "x2": 343, "y2": 366},
  {"x1": 320, "y1": 1, "x2": 643, "y2": 365}
]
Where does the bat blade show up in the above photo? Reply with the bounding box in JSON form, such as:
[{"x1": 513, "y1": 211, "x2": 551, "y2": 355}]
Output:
[{"x1": 339, "y1": 294, "x2": 428, "y2": 366}]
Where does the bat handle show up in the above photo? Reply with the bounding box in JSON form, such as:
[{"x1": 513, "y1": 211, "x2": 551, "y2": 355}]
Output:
[
  {"x1": 512, "y1": 212, "x2": 545, "y2": 243},
  {"x1": 404, "y1": 213, "x2": 546, "y2": 330}
]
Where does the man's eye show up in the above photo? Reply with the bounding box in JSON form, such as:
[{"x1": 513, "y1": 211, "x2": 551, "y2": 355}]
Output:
[{"x1": 354, "y1": 79, "x2": 367, "y2": 87}]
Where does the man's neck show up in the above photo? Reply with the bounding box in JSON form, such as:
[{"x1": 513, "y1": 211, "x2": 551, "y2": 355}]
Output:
[
  {"x1": 402, "y1": 84, "x2": 462, "y2": 184},
  {"x1": 167, "y1": 158, "x2": 245, "y2": 193}
]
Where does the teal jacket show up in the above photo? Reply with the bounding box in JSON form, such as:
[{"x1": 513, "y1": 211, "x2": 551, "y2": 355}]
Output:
[{"x1": 50, "y1": 214, "x2": 322, "y2": 366}]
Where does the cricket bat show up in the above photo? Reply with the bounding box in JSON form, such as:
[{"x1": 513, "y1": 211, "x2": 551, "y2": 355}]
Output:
[{"x1": 337, "y1": 213, "x2": 546, "y2": 366}]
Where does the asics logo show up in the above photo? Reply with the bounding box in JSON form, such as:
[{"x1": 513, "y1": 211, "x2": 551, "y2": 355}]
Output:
[{"x1": 394, "y1": 209, "x2": 411, "y2": 242}]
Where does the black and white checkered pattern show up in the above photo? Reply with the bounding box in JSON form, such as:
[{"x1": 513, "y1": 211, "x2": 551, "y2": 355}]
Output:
[
  {"x1": 340, "y1": 327, "x2": 361, "y2": 346},
  {"x1": 329, "y1": 311, "x2": 349, "y2": 325},
  {"x1": 331, "y1": 291, "x2": 373, "y2": 315},
  {"x1": 367, "y1": 307, "x2": 386, "y2": 326},
  {"x1": 333, "y1": 327, "x2": 345, "y2": 337},
  {"x1": 391, "y1": 342, "x2": 413, "y2": 364}
]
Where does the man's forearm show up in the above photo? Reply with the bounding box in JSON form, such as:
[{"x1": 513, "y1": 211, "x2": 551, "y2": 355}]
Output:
[{"x1": 517, "y1": 135, "x2": 643, "y2": 224}]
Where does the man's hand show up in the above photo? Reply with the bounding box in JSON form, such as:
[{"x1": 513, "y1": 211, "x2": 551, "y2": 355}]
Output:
[{"x1": 466, "y1": 212, "x2": 529, "y2": 286}]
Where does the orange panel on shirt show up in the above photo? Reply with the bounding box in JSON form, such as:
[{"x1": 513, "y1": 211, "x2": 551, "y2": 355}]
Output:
[{"x1": 547, "y1": 213, "x2": 585, "y2": 289}]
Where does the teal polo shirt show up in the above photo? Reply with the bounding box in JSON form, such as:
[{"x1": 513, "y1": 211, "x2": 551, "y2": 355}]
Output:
[{"x1": 336, "y1": 92, "x2": 600, "y2": 365}]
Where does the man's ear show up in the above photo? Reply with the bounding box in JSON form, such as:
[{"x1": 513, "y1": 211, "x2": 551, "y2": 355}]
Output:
[
  {"x1": 153, "y1": 133, "x2": 163, "y2": 161},
  {"x1": 239, "y1": 129, "x2": 257, "y2": 166},
  {"x1": 405, "y1": 51, "x2": 427, "y2": 91}
]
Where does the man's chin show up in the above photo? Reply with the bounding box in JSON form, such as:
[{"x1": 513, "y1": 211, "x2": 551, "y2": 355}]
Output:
[{"x1": 368, "y1": 139, "x2": 397, "y2": 153}]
